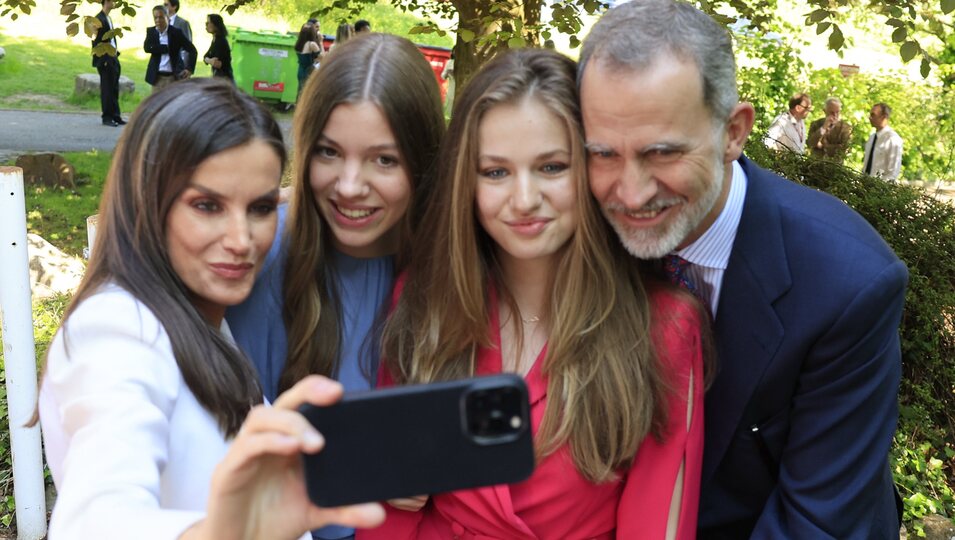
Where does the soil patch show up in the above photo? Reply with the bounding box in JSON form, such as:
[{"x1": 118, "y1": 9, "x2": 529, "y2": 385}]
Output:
[{"x1": 0, "y1": 93, "x2": 75, "y2": 110}]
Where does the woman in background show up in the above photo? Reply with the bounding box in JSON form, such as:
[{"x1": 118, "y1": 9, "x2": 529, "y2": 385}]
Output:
[
  {"x1": 226, "y1": 33, "x2": 444, "y2": 540},
  {"x1": 38, "y1": 78, "x2": 383, "y2": 540},
  {"x1": 295, "y1": 23, "x2": 323, "y2": 100},
  {"x1": 365, "y1": 48, "x2": 706, "y2": 539},
  {"x1": 331, "y1": 22, "x2": 354, "y2": 51},
  {"x1": 203, "y1": 14, "x2": 233, "y2": 81}
]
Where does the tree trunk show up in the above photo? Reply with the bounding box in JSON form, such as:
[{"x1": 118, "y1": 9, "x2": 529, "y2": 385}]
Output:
[{"x1": 450, "y1": 0, "x2": 543, "y2": 91}]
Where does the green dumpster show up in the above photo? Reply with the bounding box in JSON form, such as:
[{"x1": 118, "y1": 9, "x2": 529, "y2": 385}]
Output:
[{"x1": 229, "y1": 28, "x2": 299, "y2": 105}]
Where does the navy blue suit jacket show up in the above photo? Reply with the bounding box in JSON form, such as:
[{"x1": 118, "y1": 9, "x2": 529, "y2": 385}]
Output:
[
  {"x1": 697, "y1": 156, "x2": 907, "y2": 539},
  {"x1": 143, "y1": 25, "x2": 197, "y2": 86}
]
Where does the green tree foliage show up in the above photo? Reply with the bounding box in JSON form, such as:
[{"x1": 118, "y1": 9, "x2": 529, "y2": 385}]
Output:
[
  {"x1": 7, "y1": 0, "x2": 949, "y2": 88},
  {"x1": 736, "y1": 24, "x2": 955, "y2": 182}
]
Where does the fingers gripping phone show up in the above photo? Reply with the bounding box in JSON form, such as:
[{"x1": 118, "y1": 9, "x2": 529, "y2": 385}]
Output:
[{"x1": 299, "y1": 374, "x2": 535, "y2": 507}]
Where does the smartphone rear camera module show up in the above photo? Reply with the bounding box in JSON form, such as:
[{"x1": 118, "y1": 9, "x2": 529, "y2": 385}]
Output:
[{"x1": 464, "y1": 386, "x2": 526, "y2": 444}]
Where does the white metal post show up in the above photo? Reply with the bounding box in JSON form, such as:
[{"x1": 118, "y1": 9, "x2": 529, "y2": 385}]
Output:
[{"x1": 0, "y1": 167, "x2": 48, "y2": 540}]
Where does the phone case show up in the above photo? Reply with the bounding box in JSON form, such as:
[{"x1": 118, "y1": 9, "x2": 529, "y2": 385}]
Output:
[{"x1": 299, "y1": 373, "x2": 535, "y2": 507}]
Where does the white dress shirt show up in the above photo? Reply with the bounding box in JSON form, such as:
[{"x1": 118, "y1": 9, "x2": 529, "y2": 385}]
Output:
[
  {"x1": 672, "y1": 160, "x2": 747, "y2": 317},
  {"x1": 39, "y1": 284, "x2": 307, "y2": 540},
  {"x1": 765, "y1": 111, "x2": 806, "y2": 154},
  {"x1": 158, "y1": 27, "x2": 172, "y2": 73},
  {"x1": 862, "y1": 126, "x2": 903, "y2": 181}
]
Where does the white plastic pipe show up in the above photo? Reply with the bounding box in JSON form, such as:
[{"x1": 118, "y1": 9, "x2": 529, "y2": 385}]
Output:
[{"x1": 0, "y1": 167, "x2": 48, "y2": 540}]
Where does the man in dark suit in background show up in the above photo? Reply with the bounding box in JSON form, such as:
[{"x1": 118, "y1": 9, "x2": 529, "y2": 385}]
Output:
[
  {"x1": 165, "y1": 0, "x2": 193, "y2": 68},
  {"x1": 92, "y1": 0, "x2": 124, "y2": 127},
  {"x1": 144, "y1": 5, "x2": 197, "y2": 94},
  {"x1": 579, "y1": 0, "x2": 907, "y2": 538}
]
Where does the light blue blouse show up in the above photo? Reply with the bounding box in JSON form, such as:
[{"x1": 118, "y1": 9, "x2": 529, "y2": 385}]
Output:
[{"x1": 225, "y1": 203, "x2": 394, "y2": 540}]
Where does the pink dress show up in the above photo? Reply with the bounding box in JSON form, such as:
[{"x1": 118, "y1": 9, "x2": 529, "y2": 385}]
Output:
[{"x1": 359, "y1": 286, "x2": 705, "y2": 540}]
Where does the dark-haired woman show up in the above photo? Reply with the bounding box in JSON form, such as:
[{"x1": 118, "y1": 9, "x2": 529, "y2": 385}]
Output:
[
  {"x1": 226, "y1": 34, "x2": 444, "y2": 539},
  {"x1": 295, "y1": 23, "x2": 322, "y2": 100},
  {"x1": 203, "y1": 14, "x2": 233, "y2": 81},
  {"x1": 37, "y1": 78, "x2": 383, "y2": 539}
]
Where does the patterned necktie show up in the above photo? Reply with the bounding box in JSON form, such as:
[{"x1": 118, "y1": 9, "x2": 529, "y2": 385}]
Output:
[
  {"x1": 662, "y1": 255, "x2": 711, "y2": 316},
  {"x1": 663, "y1": 255, "x2": 699, "y2": 295}
]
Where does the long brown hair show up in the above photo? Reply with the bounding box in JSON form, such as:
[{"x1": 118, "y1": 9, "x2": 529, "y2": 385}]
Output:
[
  {"x1": 62, "y1": 78, "x2": 286, "y2": 436},
  {"x1": 381, "y1": 48, "x2": 668, "y2": 482},
  {"x1": 281, "y1": 33, "x2": 444, "y2": 393}
]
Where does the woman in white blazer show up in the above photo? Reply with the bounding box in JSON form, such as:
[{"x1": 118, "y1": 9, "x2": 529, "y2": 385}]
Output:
[{"x1": 37, "y1": 78, "x2": 384, "y2": 540}]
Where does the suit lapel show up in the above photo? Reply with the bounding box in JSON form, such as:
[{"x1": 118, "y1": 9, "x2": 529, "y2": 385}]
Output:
[{"x1": 702, "y1": 156, "x2": 791, "y2": 484}]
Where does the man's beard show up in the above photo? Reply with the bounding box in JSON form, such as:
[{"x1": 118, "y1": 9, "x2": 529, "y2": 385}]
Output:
[{"x1": 604, "y1": 156, "x2": 725, "y2": 260}]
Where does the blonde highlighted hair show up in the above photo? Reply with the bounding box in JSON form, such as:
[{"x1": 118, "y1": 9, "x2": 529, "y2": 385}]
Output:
[{"x1": 381, "y1": 48, "x2": 669, "y2": 482}]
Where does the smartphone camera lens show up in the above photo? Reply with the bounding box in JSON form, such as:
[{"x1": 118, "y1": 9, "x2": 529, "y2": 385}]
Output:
[{"x1": 464, "y1": 386, "x2": 525, "y2": 444}]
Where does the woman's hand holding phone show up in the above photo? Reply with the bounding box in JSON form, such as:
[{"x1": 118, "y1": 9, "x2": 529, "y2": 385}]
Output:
[{"x1": 182, "y1": 376, "x2": 385, "y2": 540}]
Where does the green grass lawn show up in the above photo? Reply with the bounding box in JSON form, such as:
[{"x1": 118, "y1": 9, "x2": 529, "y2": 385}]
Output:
[
  {"x1": 0, "y1": 33, "x2": 151, "y2": 112},
  {"x1": 5, "y1": 150, "x2": 111, "y2": 257}
]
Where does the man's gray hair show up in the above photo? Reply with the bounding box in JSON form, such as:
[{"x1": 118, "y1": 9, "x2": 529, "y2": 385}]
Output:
[
  {"x1": 825, "y1": 97, "x2": 842, "y2": 109},
  {"x1": 578, "y1": 0, "x2": 738, "y2": 123}
]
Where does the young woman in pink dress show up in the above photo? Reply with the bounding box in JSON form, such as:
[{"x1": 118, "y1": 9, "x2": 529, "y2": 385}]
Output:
[{"x1": 361, "y1": 48, "x2": 706, "y2": 540}]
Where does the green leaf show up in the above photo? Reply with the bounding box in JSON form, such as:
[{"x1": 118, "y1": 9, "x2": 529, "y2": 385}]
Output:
[
  {"x1": 569, "y1": 35, "x2": 580, "y2": 48},
  {"x1": 66, "y1": 21, "x2": 78, "y2": 37},
  {"x1": 59, "y1": 2, "x2": 75, "y2": 15},
  {"x1": 408, "y1": 24, "x2": 433, "y2": 35},
  {"x1": 900, "y1": 40, "x2": 918, "y2": 62},
  {"x1": 458, "y1": 28, "x2": 475, "y2": 43},
  {"x1": 891, "y1": 26, "x2": 907, "y2": 42},
  {"x1": 65, "y1": 13, "x2": 77, "y2": 22},
  {"x1": 885, "y1": 17, "x2": 904, "y2": 27},
  {"x1": 920, "y1": 58, "x2": 931, "y2": 78},
  {"x1": 808, "y1": 8, "x2": 829, "y2": 22},
  {"x1": 92, "y1": 43, "x2": 115, "y2": 57},
  {"x1": 942, "y1": 0, "x2": 955, "y2": 14},
  {"x1": 83, "y1": 15, "x2": 101, "y2": 38},
  {"x1": 816, "y1": 22, "x2": 831, "y2": 34},
  {"x1": 828, "y1": 26, "x2": 844, "y2": 50},
  {"x1": 507, "y1": 36, "x2": 526, "y2": 48}
]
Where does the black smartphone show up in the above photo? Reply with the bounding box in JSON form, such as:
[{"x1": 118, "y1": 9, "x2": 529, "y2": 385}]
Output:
[{"x1": 299, "y1": 373, "x2": 535, "y2": 507}]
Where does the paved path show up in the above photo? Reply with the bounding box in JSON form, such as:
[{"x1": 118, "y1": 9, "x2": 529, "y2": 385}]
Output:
[{"x1": 0, "y1": 108, "x2": 293, "y2": 162}]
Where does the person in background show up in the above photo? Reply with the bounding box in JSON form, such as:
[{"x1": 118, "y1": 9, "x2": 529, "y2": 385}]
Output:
[
  {"x1": 226, "y1": 34, "x2": 445, "y2": 540},
  {"x1": 354, "y1": 19, "x2": 371, "y2": 33},
  {"x1": 806, "y1": 97, "x2": 852, "y2": 163},
  {"x1": 144, "y1": 4, "x2": 197, "y2": 93},
  {"x1": 862, "y1": 102, "x2": 904, "y2": 181},
  {"x1": 440, "y1": 50, "x2": 454, "y2": 117},
  {"x1": 92, "y1": 0, "x2": 124, "y2": 126},
  {"x1": 38, "y1": 77, "x2": 384, "y2": 540},
  {"x1": 331, "y1": 23, "x2": 354, "y2": 51},
  {"x1": 578, "y1": 1, "x2": 908, "y2": 537},
  {"x1": 764, "y1": 92, "x2": 811, "y2": 153},
  {"x1": 203, "y1": 14, "x2": 233, "y2": 82},
  {"x1": 364, "y1": 47, "x2": 705, "y2": 540},
  {"x1": 294, "y1": 23, "x2": 322, "y2": 101},
  {"x1": 165, "y1": 0, "x2": 193, "y2": 67}
]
